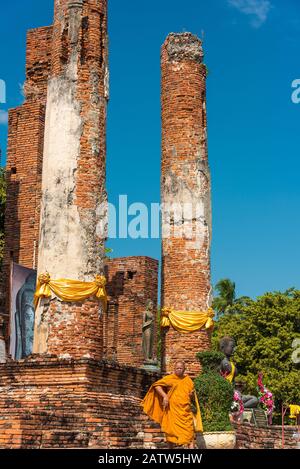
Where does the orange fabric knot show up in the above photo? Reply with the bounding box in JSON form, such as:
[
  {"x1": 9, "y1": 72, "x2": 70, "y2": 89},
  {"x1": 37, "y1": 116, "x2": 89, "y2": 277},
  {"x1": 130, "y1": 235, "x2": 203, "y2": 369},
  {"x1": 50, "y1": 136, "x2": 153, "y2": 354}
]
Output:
[
  {"x1": 94, "y1": 275, "x2": 106, "y2": 287},
  {"x1": 161, "y1": 307, "x2": 173, "y2": 317},
  {"x1": 38, "y1": 273, "x2": 51, "y2": 285}
]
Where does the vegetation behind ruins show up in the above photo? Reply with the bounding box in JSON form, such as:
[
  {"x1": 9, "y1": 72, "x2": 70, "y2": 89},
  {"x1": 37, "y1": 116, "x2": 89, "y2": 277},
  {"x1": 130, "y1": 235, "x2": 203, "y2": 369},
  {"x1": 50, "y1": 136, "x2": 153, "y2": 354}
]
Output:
[{"x1": 212, "y1": 287, "x2": 300, "y2": 424}]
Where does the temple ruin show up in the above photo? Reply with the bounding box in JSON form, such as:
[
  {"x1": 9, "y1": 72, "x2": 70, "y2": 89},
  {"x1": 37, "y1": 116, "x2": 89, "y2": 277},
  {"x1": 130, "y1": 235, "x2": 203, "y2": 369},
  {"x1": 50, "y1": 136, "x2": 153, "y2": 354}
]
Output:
[{"x1": 0, "y1": 0, "x2": 293, "y2": 450}]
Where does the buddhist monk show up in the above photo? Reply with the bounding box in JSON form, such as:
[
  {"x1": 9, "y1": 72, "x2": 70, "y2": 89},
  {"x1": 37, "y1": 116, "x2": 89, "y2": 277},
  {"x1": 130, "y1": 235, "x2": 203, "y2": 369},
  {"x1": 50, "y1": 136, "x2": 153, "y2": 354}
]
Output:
[{"x1": 141, "y1": 361, "x2": 203, "y2": 448}]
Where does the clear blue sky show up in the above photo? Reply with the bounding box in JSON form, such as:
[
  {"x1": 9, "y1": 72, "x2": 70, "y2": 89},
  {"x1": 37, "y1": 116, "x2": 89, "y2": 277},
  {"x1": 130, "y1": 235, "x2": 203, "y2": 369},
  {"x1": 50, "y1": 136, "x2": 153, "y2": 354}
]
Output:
[{"x1": 0, "y1": 0, "x2": 299, "y2": 298}]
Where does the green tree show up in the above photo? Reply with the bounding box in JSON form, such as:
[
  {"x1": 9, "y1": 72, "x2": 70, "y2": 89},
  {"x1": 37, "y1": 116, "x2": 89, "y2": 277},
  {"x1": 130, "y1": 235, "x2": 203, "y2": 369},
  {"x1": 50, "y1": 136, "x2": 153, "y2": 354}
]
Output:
[
  {"x1": 212, "y1": 289, "x2": 300, "y2": 423},
  {"x1": 212, "y1": 279, "x2": 236, "y2": 317},
  {"x1": 212, "y1": 278, "x2": 251, "y2": 317},
  {"x1": 104, "y1": 247, "x2": 113, "y2": 258},
  {"x1": 0, "y1": 167, "x2": 6, "y2": 267}
]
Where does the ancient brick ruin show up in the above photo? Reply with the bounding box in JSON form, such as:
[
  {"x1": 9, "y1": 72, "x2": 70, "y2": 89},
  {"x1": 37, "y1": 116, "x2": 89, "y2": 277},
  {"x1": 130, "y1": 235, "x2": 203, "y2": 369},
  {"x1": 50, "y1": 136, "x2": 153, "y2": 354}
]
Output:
[
  {"x1": 105, "y1": 256, "x2": 158, "y2": 367},
  {"x1": 0, "y1": 0, "x2": 168, "y2": 449},
  {"x1": 1, "y1": 0, "x2": 293, "y2": 451},
  {"x1": 161, "y1": 33, "x2": 212, "y2": 376}
]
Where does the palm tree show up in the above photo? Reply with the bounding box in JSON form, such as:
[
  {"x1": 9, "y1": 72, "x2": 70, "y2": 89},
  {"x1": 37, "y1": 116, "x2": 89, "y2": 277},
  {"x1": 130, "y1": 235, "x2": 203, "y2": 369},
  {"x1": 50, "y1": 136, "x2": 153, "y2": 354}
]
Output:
[
  {"x1": 212, "y1": 279, "x2": 252, "y2": 317},
  {"x1": 212, "y1": 279, "x2": 236, "y2": 318}
]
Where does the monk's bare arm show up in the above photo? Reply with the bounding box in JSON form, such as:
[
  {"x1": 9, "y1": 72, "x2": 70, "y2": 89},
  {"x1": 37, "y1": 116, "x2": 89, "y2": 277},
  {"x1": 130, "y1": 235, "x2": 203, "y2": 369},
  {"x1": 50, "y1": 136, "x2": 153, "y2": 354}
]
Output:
[{"x1": 155, "y1": 386, "x2": 169, "y2": 409}]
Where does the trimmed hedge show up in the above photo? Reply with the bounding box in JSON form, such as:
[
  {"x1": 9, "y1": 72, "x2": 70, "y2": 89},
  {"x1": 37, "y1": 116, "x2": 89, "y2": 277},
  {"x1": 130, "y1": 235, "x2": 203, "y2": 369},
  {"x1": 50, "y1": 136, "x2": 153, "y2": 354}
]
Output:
[{"x1": 194, "y1": 351, "x2": 233, "y2": 432}]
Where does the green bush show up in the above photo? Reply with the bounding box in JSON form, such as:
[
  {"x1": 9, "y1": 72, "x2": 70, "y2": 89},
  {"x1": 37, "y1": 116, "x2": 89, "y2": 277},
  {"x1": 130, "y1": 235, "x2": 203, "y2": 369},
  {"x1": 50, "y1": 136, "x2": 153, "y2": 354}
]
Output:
[
  {"x1": 196, "y1": 350, "x2": 224, "y2": 373},
  {"x1": 194, "y1": 351, "x2": 233, "y2": 432}
]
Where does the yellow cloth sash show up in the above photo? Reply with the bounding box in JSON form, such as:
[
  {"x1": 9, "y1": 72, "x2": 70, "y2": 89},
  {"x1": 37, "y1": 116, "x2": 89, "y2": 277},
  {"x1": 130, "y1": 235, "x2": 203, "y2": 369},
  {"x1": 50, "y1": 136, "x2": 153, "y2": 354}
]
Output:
[
  {"x1": 289, "y1": 405, "x2": 300, "y2": 419},
  {"x1": 161, "y1": 306, "x2": 214, "y2": 333},
  {"x1": 141, "y1": 374, "x2": 203, "y2": 445},
  {"x1": 34, "y1": 272, "x2": 107, "y2": 310},
  {"x1": 225, "y1": 361, "x2": 236, "y2": 383}
]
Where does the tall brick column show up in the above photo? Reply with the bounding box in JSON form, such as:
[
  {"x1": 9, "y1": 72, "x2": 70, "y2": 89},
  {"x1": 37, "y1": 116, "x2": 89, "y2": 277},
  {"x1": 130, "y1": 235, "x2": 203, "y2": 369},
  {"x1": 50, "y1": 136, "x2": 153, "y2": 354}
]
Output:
[
  {"x1": 161, "y1": 33, "x2": 212, "y2": 376},
  {"x1": 33, "y1": 0, "x2": 109, "y2": 360}
]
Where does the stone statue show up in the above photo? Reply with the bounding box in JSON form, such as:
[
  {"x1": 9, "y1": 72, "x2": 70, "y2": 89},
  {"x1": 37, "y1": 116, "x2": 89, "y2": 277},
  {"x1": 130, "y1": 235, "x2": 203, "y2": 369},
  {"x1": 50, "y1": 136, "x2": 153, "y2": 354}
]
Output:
[
  {"x1": 220, "y1": 336, "x2": 258, "y2": 409},
  {"x1": 142, "y1": 299, "x2": 154, "y2": 362}
]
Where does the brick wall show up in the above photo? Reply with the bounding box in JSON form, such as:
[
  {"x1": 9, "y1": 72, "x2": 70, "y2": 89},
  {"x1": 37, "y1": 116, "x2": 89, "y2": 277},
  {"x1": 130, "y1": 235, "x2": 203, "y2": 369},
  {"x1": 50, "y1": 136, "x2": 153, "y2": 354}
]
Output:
[
  {"x1": 4, "y1": 103, "x2": 46, "y2": 269},
  {"x1": 0, "y1": 357, "x2": 161, "y2": 449},
  {"x1": 133, "y1": 423, "x2": 300, "y2": 450},
  {"x1": 25, "y1": 26, "x2": 53, "y2": 100},
  {"x1": 234, "y1": 422, "x2": 299, "y2": 449},
  {"x1": 161, "y1": 33, "x2": 212, "y2": 376},
  {"x1": 105, "y1": 257, "x2": 159, "y2": 367}
]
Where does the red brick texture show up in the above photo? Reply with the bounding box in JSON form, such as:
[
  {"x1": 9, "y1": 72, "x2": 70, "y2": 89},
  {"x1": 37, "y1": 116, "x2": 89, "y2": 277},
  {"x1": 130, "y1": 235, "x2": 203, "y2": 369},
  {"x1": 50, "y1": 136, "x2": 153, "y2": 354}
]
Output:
[
  {"x1": 105, "y1": 257, "x2": 159, "y2": 367},
  {"x1": 0, "y1": 357, "x2": 161, "y2": 449},
  {"x1": 134, "y1": 422, "x2": 300, "y2": 450},
  {"x1": 161, "y1": 33, "x2": 212, "y2": 377},
  {"x1": 234, "y1": 422, "x2": 299, "y2": 449},
  {"x1": 25, "y1": 26, "x2": 53, "y2": 101},
  {"x1": 39, "y1": 300, "x2": 103, "y2": 361},
  {"x1": 4, "y1": 103, "x2": 45, "y2": 270}
]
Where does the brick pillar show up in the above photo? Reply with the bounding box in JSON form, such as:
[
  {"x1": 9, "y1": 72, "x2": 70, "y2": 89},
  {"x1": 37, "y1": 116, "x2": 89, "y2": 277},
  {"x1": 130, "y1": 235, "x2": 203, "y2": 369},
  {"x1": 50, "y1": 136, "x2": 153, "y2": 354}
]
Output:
[
  {"x1": 33, "y1": 0, "x2": 108, "y2": 360},
  {"x1": 1, "y1": 25, "x2": 53, "y2": 342},
  {"x1": 161, "y1": 33, "x2": 212, "y2": 376}
]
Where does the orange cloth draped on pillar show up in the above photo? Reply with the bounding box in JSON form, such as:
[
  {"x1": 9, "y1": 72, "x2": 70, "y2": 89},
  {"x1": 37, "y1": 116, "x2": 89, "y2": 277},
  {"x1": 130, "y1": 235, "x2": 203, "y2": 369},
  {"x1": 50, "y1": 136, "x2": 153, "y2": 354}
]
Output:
[{"x1": 141, "y1": 374, "x2": 203, "y2": 446}]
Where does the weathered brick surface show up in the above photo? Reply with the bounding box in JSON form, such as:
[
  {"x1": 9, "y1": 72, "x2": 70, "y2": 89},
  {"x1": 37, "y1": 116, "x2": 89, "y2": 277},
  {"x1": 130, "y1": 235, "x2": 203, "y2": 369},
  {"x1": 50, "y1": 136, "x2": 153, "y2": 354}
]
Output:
[
  {"x1": 161, "y1": 33, "x2": 212, "y2": 376},
  {"x1": 4, "y1": 103, "x2": 45, "y2": 269},
  {"x1": 25, "y1": 26, "x2": 53, "y2": 101},
  {"x1": 134, "y1": 423, "x2": 300, "y2": 450},
  {"x1": 105, "y1": 257, "x2": 159, "y2": 367},
  {"x1": 234, "y1": 422, "x2": 299, "y2": 449},
  {"x1": 50, "y1": 0, "x2": 71, "y2": 77},
  {"x1": 41, "y1": 299, "x2": 103, "y2": 360},
  {"x1": 33, "y1": 0, "x2": 109, "y2": 358},
  {"x1": 76, "y1": 0, "x2": 108, "y2": 214},
  {"x1": 0, "y1": 357, "x2": 161, "y2": 449}
]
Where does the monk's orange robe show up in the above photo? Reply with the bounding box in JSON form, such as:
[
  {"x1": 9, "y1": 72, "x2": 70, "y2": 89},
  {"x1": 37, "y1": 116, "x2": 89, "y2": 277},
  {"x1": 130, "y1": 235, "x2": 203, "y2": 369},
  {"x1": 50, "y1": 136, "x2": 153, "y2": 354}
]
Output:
[{"x1": 141, "y1": 374, "x2": 203, "y2": 445}]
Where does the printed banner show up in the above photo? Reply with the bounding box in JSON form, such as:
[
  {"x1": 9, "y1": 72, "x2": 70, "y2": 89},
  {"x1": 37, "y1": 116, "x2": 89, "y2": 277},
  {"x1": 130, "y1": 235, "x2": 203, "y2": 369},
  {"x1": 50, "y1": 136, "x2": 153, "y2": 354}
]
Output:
[{"x1": 9, "y1": 263, "x2": 37, "y2": 359}]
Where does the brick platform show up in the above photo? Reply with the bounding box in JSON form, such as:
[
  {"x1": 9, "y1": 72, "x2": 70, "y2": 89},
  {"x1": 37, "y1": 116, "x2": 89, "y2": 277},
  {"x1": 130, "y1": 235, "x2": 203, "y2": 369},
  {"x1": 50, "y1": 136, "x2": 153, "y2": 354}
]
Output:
[{"x1": 0, "y1": 356, "x2": 161, "y2": 449}]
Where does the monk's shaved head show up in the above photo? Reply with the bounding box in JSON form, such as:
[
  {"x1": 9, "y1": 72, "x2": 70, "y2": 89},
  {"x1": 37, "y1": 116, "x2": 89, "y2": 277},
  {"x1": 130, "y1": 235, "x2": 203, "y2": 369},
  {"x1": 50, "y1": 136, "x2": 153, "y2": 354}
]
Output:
[
  {"x1": 174, "y1": 361, "x2": 186, "y2": 368},
  {"x1": 174, "y1": 361, "x2": 186, "y2": 378}
]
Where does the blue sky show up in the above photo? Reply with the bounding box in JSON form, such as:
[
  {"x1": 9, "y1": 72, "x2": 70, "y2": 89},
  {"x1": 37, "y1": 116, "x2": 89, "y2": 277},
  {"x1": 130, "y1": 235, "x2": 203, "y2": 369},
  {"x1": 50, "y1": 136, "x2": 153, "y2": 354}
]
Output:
[{"x1": 0, "y1": 0, "x2": 299, "y2": 298}]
